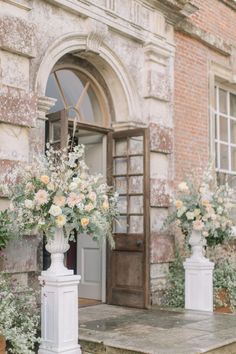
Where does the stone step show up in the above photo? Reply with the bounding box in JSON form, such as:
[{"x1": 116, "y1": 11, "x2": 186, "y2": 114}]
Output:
[
  {"x1": 80, "y1": 339, "x2": 149, "y2": 354},
  {"x1": 80, "y1": 339, "x2": 236, "y2": 354},
  {"x1": 79, "y1": 305, "x2": 236, "y2": 354}
]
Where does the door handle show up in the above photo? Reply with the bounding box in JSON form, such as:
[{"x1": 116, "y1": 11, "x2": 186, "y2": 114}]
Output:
[{"x1": 136, "y1": 240, "x2": 143, "y2": 247}]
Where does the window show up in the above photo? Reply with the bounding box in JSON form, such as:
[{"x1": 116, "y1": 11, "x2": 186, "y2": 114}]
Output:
[
  {"x1": 46, "y1": 68, "x2": 107, "y2": 127},
  {"x1": 214, "y1": 85, "x2": 236, "y2": 174}
]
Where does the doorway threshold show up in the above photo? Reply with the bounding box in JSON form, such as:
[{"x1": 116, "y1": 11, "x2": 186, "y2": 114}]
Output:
[{"x1": 79, "y1": 298, "x2": 102, "y2": 308}]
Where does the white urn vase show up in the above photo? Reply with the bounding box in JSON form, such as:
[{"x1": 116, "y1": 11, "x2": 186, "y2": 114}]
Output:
[
  {"x1": 42, "y1": 227, "x2": 73, "y2": 276},
  {"x1": 188, "y1": 229, "x2": 207, "y2": 262}
]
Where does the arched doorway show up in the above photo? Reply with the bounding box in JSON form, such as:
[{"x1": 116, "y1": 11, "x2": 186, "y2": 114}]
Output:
[
  {"x1": 38, "y1": 38, "x2": 150, "y2": 308},
  {"x1": 44, "y1": 57, "x2": 111, "y2": 303}
]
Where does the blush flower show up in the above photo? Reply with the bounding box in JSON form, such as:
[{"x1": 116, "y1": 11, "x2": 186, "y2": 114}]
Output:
[
  {"x1": 89, "y1": 192, "x2": 97, "y2": 202},
  {"x1": 34, "y1": 190, "x2": 48, "y2": 205},
  {"x1": 53, "y1": 195, "x2": 66, "y2": 207},
  {"x1": 193, "y1": 219, "x2": 204, "y2": 231},
  {"x1": 67, "y1": 193, "x2": 81, "y2": 208},
  {"x1": 85, "y1": 203, "x2": 95, "y2": 212}
]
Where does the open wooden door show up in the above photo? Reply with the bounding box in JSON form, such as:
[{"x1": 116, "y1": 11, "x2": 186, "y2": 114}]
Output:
[
  {"x1": 46, "y1": 109, "x2": 68, "y2": 149},
  {"x1": 107, "y1": 129, "x2": 150, "y2": 309}
]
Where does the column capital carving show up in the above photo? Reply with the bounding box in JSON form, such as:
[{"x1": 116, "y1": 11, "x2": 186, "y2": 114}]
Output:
[
  {"x1": 144, "y1": 42, "x2": 173, "y2": 66},
  {"x1": 37, "y1": 96, "x2": 56, "y2": 121}
]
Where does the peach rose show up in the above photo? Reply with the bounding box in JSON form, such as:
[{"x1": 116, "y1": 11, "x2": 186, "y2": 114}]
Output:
[
  {"x1": 175, "y1": 200, "x2": 183, "y2": 209},
  {"x1": 40, "y1": 175, "x2": 50, "y2": 185},
  {"x1": 81, "y1": 218, "x2": 89, "y2": 228}
]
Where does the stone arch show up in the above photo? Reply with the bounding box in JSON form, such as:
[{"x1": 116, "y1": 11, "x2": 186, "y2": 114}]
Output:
[{"x1": 35, "y1": 32, "x2": 141, "y2": 124}]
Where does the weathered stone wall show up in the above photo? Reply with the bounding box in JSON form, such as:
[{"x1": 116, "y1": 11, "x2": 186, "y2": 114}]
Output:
[{"x1": 0, "y1": 0, "x2": 201, "y2": 304}]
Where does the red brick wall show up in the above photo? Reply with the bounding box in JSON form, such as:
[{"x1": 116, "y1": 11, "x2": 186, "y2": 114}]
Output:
[
  {"x1": 190, "y1": 0, "x2": 236, "y2": 43},
  {"x1": 174, "y1": 33, "x2": 209, "y2": 182},
  {"x1": 174, "y1": 0, "x2": 236, "y2": 183}
]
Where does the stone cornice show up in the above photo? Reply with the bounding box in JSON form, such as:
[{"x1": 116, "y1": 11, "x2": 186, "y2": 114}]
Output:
[
  {"x1": 1, "y1": 0, "x2": 32, "y2": 11},
  {"x1": 43, "y1": 0, "x2": 196, "y2": 47},
  {"x1": 218, "y1": 0, "x2": 236, "y2": 11},
  {"x1": 149, "y1": 0, "x2": 198, "y2": 23},
  {"x1": 176, "y1": 21, "x2": 232, "y2": 56}
]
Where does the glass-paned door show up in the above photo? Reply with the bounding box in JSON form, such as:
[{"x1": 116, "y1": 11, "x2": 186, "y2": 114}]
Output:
[{"x1": 107, "y1": 129, "x2": 150, "y2": 309}]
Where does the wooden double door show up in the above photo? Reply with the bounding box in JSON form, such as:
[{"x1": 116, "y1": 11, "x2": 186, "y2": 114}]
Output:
[{"x1": 45, "y1": 110, "x2": 150, "y2": 308}]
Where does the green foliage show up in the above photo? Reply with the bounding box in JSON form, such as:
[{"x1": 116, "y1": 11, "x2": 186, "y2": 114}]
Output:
[
  {"x1": 0, "y1": 210, "x2": 12, "y2": 250},
  {"x1": 164, "y1": 252, "x2": 236, "y2": 311},
  {"x1": 163, "y1": 251, "x2": 185, "y2": 308},
  {"x1": 0, "y1": 273, "x2": 40, "y2": 354},
  {"x1": 213, "y1": 259, "x2": 236, "y2": 310}
]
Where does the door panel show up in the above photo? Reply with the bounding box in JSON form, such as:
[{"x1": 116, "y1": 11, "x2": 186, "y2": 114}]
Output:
[
  {"x1": 45, "y1": 111, "x2": 107, "y2": 301},
  {"x1": 107, "y1": 129, "x2": 150, "y2": 309},
  {"x1": 77, "y1": 234, "x2": 102, "y2": 300},
  {"x1": 76, "y1": 131, "x2": 107, "y2": 301}
]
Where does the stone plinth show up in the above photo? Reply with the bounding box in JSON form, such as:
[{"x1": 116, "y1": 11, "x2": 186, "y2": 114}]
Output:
[
  {"x1": 38, "y1": 274, "x2": 81, "y2": 354},
  {"x1": 184, "y1": 258, "x2": 214, "y2": 312}
]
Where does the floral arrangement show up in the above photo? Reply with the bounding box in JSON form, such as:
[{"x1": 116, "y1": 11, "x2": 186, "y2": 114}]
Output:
[
  {"x1": 164, "y1": 165, "x2": 233, "y2": 247},
  {"x1": 0, "y1": 144, "x2": 119, "y2": 247},
  {"x1": 0, "y1": 273, "x2": 40, "y2": 354}
]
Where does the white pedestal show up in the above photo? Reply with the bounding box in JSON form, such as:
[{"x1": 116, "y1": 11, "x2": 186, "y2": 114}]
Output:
[
  {"x1": 184, "y1": 258, "x2": 214, "y2": 312},
  {"x1": 38, "y1": 274, "x2": 81, "y2": 354}
]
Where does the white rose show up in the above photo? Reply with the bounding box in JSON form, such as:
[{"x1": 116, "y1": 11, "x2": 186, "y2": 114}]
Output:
[
  {"x1": 194, "y1": 209, "x2": 201, "y2": 216},
  {"x1": 186, "y1": 211, "x2": 194, "y2": 220},
  {"x1": 47, "y1": 182, "x2": 55, "y2": 191},
  {"x1": 49, "y1": 205, "x2": 62, "y2": 217},
  {"x1": 69, "y1": 182, "x2": 77, "y2": 191},
  {"x1": 56, "y1": 215, "x2": 67, "y2": 228},
  {"x1": 178, "y1": 182, "x2": 189, "y2": 192},
  {"x1": 25, "y1": 199, "x2": 34, "y2": 209},
  {"x1": 177, "y1": 206, "x2": 187, "y2": 218}
]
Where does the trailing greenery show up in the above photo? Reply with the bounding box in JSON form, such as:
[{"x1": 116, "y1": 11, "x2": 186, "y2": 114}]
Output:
[
  {"x1": 163, "y1": 251, "x2": 185, "y2": 308},
  {"x1": 0, "y1": 273, "x2": 40, "y2": 354},
  {"x1": 164, "y1": 252, "x2": 236, "y2": 311},
  {"x1": 0, "y1": 210, "x2": 13, "y2": 250},
  {"x1": 213, "y1": 259, "x2": 236, "y2": 310}
]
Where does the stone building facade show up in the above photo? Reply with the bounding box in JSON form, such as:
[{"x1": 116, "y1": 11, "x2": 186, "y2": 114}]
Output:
[{"x1": 0, "y1": 0, "x2": 236, "y2": 307}]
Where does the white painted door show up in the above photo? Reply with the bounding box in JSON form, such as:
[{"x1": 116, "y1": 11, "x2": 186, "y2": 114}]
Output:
[{"x1": 77, "y1": 131, "x2": 106, "y2": 301}]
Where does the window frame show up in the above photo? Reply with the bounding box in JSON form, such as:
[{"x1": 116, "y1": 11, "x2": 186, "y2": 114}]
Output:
[
  {"x1": 214, "y1": 84, "x2": 236, "y2": 175},
  {"x1": 47, "y1": 64, "x2": 111, "y2": 129}
]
